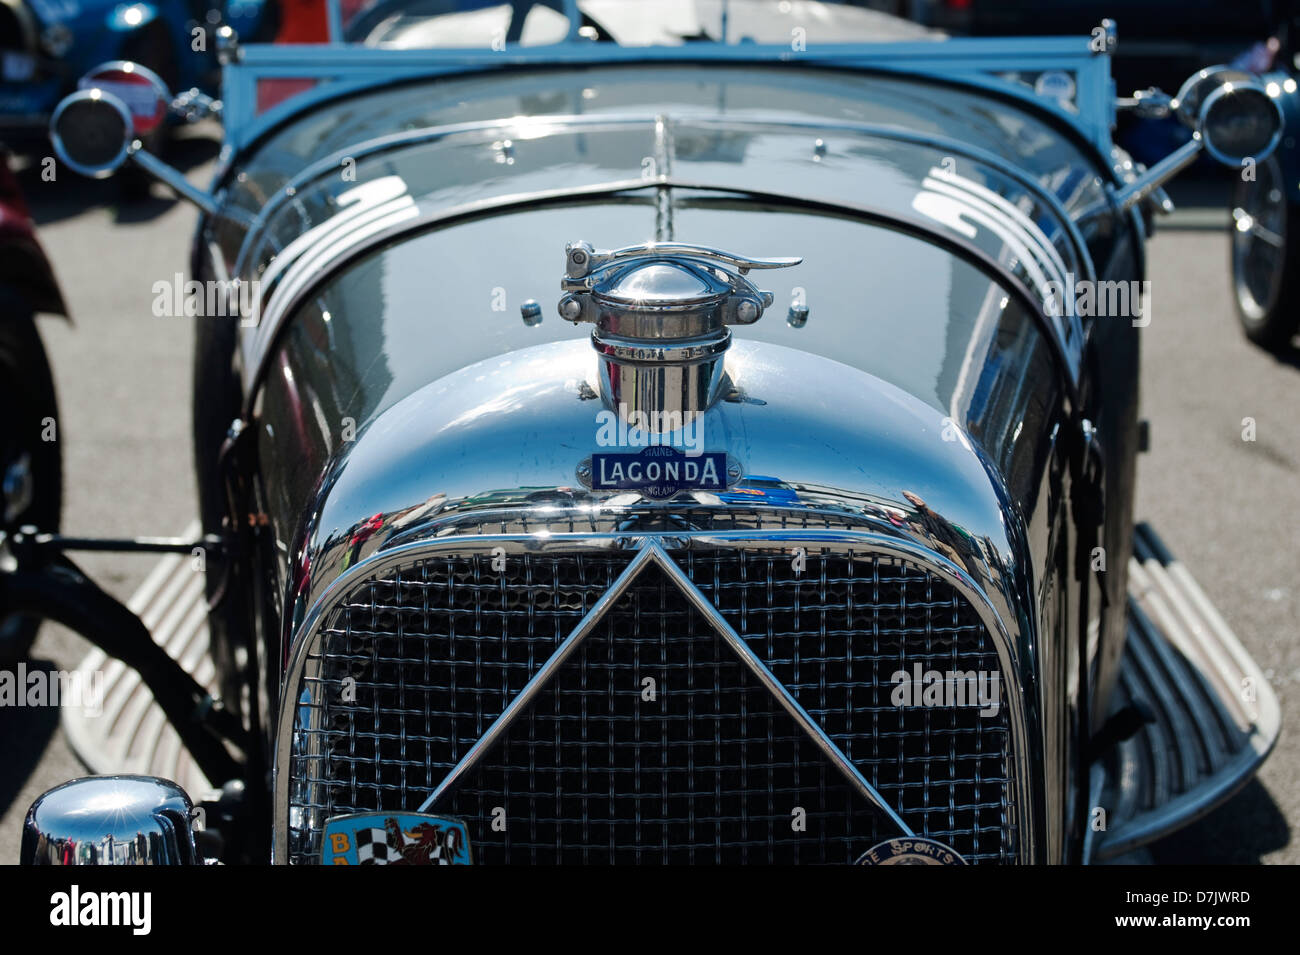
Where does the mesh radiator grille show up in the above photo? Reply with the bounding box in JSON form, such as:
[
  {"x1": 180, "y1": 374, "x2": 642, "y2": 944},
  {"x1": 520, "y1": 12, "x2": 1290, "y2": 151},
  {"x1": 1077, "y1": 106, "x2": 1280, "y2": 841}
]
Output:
[{"x1": 287, "y1": 548, "x2": 1013, "y2": 864}]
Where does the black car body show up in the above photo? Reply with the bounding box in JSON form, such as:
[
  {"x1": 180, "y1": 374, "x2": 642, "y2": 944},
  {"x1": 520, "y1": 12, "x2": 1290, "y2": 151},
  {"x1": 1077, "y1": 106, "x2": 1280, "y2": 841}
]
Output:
[{"x1": 8, "y1": 1, "x2": 1283, "y2": 865}]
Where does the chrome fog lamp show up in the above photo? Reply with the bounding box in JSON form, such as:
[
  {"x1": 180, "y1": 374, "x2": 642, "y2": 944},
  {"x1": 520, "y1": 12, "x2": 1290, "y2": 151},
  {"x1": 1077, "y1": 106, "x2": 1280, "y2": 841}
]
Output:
[{"x1": 20, "y1": 775, "x2": 199, "y2": 865}]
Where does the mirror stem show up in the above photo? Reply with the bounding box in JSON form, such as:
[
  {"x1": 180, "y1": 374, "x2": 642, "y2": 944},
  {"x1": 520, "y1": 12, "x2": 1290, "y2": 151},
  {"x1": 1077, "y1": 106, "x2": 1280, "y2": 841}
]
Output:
[
  {"x1": 130, "y1": 148, "x2": 219, "y2": 214},
  {"x1": 1111, "y1": 137, "x2": 1203, "y2": 212}
]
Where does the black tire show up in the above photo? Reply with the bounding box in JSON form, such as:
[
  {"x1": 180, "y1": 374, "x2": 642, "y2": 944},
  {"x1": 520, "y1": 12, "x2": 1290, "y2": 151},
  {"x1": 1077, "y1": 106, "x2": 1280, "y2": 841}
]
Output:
[
  {"x1": 0, "y1": 291, "x2": 62, "y2": 665},
  {"x1": 1231, "y1": 155, "x2": 1300, "y2": 349}
]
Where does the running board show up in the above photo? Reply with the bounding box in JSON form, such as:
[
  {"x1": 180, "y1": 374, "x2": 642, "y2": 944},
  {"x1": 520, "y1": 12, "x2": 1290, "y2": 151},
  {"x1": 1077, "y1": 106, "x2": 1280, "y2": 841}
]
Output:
[
  {"x1": 61, "y1": 521, "x2": 216, "y2": 799},
  {"x1": 1090, "y1": 522, "x2": 1280, "y2": 861}
]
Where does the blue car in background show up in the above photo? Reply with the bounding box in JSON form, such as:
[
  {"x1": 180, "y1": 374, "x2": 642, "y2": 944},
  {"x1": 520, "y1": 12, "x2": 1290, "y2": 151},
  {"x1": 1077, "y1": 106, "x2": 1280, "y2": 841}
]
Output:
[
  {"x1": 0, "y1": 0, "x2": 267, "y2": 148},
  {"x1": 718, "y1": 476, "x2": 801, "y2": 507}
]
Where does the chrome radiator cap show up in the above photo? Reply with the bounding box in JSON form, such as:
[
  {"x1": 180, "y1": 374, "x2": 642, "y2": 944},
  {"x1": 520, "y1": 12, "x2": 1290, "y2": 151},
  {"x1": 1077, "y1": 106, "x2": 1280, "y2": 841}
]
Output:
[
  {"x1": 557, "y1": 241, "x2": 800, "y2": 419},
  {"x1": 20, "y1": 774, "x2": 199, "y2": 865}
]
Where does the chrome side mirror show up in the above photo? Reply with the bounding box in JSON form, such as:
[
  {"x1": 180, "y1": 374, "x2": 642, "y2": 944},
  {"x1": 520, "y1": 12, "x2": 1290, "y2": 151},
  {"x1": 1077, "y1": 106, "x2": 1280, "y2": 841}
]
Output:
[
  {"x1": 1112, "y1": 66, "x2": 1284, "y2": 212},
  {"x1": 21, "y1": 775, "x2": 199, "y2": 865},
  {"x1": 48, "y1": 60, "x2": 217, "y2": 213},
  {"x1": 50, "y1": 89, "x2": 135, "y2": 179},
  {"x1": 50, "y1": 60, "x2": 170, "y2": 178}
]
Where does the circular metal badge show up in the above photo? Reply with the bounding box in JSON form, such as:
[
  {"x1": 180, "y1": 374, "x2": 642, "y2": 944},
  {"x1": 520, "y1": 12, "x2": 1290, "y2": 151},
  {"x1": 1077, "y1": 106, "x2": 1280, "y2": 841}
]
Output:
[{"x1": 855, "y1": 837, "x2": 967, "y2": 866}]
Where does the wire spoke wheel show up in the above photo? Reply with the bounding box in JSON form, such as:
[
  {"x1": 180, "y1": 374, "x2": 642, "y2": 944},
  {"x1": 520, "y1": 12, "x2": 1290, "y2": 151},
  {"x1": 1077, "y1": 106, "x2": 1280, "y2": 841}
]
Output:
[
  {"x1": 1233, "y1": 156, "x2": 1286, "y2": 317},
  {"x1": 1231, "y1": 154, "x2": 1300, "y2": 347}
]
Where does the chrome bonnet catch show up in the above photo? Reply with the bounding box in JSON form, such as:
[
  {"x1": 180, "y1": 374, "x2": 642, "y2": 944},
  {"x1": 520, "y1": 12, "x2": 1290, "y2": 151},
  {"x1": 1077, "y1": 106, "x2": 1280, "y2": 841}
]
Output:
[{"x1": 557, "y1": 241, "x2": 801, "y2": 421}]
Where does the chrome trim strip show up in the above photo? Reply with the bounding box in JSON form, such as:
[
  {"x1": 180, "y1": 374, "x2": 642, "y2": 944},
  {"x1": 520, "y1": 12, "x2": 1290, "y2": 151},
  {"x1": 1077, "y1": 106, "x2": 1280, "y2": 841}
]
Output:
[
  {"x1": 273, "y1": 529, "x2": 1029, "y2": 863},
  {"x1": 381, "y1": 503, "x2": 881, "y2": 546},
  {"x1": 653, "y1": 115, "x2": 674, "y2": 243}
]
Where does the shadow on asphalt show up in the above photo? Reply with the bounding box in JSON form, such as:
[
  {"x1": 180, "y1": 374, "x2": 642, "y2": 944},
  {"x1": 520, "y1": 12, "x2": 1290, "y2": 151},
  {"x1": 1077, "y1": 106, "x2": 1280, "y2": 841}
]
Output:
[
  {"x1": 1254, "y1": 339, "x2": 1300, "y2": 372},
  {"x1": 12, "y1": 131, "x2": 220, "y2": 228},
  {"x1": 0, "y1": 658, "x2": 61, "y2": 823},
  {"x1": 1149, "y1": 779, "x2": 1290, "y2": 863}
]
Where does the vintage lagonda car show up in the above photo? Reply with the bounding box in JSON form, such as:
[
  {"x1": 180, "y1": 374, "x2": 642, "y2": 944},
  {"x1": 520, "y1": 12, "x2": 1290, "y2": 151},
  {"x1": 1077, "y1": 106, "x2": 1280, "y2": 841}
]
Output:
[{"x1": 3, "y1": 0, "x2": 1284, "y2": 865}]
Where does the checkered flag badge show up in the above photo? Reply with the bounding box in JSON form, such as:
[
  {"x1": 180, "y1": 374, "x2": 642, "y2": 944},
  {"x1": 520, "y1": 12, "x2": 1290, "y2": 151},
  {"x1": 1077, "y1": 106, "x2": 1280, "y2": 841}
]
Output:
[
  {"x1": 355, "y1": 827, "x2": 394, "y2": 865},
  {"x1": 427, "y1": 828, "x2": 458, "y2": 864}
]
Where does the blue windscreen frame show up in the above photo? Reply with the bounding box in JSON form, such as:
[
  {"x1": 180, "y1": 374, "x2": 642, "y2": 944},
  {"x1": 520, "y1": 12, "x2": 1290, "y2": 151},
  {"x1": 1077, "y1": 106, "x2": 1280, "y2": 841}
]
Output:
[{"x1": 220, "y1": 34, "x2": 1117, "y2": 157}]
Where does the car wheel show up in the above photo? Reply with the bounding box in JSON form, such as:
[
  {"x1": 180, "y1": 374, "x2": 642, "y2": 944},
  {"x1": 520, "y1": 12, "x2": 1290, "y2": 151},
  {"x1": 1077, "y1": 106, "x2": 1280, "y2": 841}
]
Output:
[
  {"x1": 1231, "y1": 154, "x2": 1300, "y2": 349},
  {"x1": 0, "y1": 290, "x2": 62, "y2": 665}
]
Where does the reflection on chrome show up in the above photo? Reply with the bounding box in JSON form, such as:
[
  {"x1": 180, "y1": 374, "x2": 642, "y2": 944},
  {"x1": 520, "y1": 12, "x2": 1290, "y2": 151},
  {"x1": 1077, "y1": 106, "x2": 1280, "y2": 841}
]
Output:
[{"x1": 21, "y1": 775, "x2": 198, "y2": 866}]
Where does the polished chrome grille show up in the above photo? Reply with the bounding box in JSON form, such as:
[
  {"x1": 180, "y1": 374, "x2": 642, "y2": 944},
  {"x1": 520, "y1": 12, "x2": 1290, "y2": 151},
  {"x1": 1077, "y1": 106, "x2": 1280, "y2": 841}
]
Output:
[{"x1": 287, "y1": 546, "x2": 1013, "y2": 864}]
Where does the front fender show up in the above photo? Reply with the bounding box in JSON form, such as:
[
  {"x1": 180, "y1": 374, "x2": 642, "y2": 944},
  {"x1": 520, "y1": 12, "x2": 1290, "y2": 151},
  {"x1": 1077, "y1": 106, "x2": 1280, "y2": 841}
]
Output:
[
  {"x1": 0, "y1": 239, "x2": 67, "y2": 316},
  {"x1": 0, "y1": 163, "x2": 66, "y2": 317}
]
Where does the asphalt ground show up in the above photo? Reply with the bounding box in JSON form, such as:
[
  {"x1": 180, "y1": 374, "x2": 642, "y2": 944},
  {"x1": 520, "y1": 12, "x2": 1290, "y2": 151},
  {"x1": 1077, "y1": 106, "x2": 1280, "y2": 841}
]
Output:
[{"x1": 0, "y1": 138, "x2": 1296, "y2": 864}]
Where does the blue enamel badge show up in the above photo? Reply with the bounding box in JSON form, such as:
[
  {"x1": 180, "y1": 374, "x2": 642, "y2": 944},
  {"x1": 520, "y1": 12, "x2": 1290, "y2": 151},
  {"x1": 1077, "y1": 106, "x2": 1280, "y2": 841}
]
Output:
[
  {"x1": 586, "y1": 447, "x2": 729, "y2": 499},
  {"x1": 321, "y1": 812, "x2": 472, "y2": 865}
]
